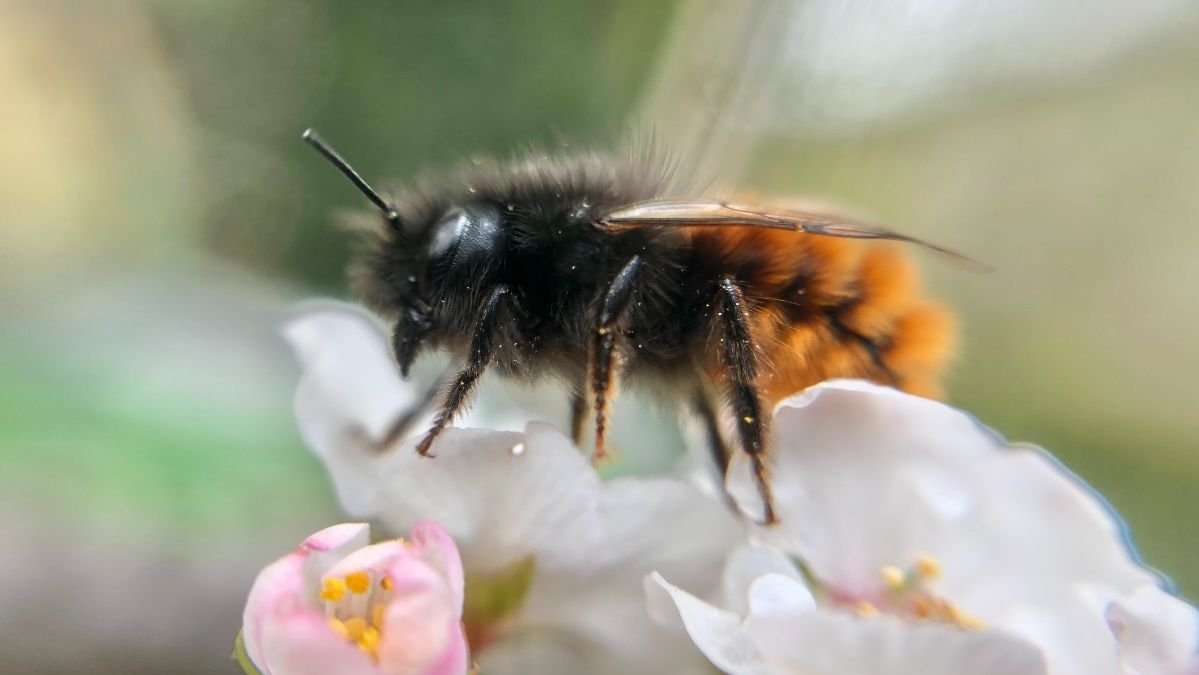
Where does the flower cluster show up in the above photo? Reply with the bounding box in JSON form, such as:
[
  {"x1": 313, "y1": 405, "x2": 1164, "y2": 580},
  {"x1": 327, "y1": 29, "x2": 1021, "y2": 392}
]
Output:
[{"x1": 237, "y1": 303, "x2": 1197, "y2": 675}]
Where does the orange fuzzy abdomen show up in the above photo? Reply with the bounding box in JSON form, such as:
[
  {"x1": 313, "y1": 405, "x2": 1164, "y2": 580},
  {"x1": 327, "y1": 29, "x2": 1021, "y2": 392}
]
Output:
[{"x1": 686, "y1": 227, "x2": 957, "y2": 403}]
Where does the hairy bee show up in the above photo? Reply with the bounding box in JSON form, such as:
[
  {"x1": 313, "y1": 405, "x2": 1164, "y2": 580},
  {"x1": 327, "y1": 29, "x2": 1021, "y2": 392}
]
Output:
[{"x1": 303, "y1": 129, "x2": 964, "y2": 524}]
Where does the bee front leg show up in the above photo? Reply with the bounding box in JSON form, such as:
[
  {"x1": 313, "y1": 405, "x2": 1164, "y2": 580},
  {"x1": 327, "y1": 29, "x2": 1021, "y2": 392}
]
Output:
[
  {"x1": 372, "y1": 370, "x2": 451, "y2": 452},
  {"x1": 415, "y1": 284, "x2": 509, "y2": 457},
  {"x1": 587, "y1": 255, "x2": 643, "y2": 464},
  {"x1": 714, "y1": 276, "x2": 777, "y2": 525}
]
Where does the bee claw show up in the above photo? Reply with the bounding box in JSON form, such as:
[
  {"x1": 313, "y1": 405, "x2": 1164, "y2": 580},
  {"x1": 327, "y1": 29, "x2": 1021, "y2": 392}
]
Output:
[
  {"x1": 755, "y1": 504, "x2": 779, "y2": 527},
  {"x1": 415, "y1": 434, "x2": 438, "y2": 458},
  {"x1": 590, "y1": 444, "x2": 609, "y2": 467}
]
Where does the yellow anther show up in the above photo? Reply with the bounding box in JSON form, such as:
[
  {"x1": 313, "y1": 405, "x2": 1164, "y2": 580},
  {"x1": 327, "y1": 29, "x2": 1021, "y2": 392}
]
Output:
[
  {"x1": 343, "y1": 617, "x2": 367, "y2": 641},
  {"x1": 327, "y1": 618, "x2": 349, "y2": 639},
  {"x1": 345, "y1": 571, "x2": 371, "y2": 594},
  {"x1": 371, "y1": 603, "x2": 385, "y2": 629},
  {"x1": 915, "y1": 554, "x2": 942, "y2": 580},
  {"x1": 320, "y1": 577, "x2": 347, "y2": 602},
  {"x1": 880, "y1": 565, "x2": 906, "y2": 589},
  {"x1": 357, "y1": 626, "x2": 381, "y2": 656},
  {"x1": 380, "y1": 576, "x2": 393, "y2": 591},
  {"x1": 855, "y1": 601, "x2": 879, "y2": 618},
  {"x1": 743, "y1": 416, "x2": 755, "y2": 424},
  {"x1": 948, "y1": 604, "x2": 986, "y2": 630}
]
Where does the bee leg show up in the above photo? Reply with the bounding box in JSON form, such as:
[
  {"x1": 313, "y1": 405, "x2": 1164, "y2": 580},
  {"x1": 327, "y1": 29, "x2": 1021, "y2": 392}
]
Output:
[
  {"x1": 715, "y1": 277, "x2": 777, "y2": 525},
  {"x1": 691, "y1": 387, "x2": 738, "y2": 513},
  {"x1": 415, "y1": 284, "x2": 509, "y2": 457},
  {"x1": 569, "y1": 391, "x2": 588, "y2": 447},
  {"x1": 372, "y1": 370, "x2": 449, "y2": 451},
  {"x1": 588, "y1": 255, "x2": 643, "y2": 463}
]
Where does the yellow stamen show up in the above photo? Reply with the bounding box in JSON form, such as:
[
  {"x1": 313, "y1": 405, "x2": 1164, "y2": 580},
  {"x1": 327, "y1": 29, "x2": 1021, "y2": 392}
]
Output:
[
  {"x1": 320, "y1": 577, "x2": 347, "y2": 602},
  {"x1": 910, "y1": 595, "x2": 932, "y2": 619},
  {"x1": 357, "y1": 626, "x2": 381, "y2": 656},
  {"x1": 855, "y1": 601, "x2": 879, "y2": 618},
  {"x1": 343, "y1": 617, "x2": 367, "y2": 641},
  {"x1": 327, "y1": 618, "x2": 349, "y2": 639},
  {"x1": 371, "y1": 603, "x2": 385, "y2": 628},
  {"x1": 948, "y1": 604, "x2": 986, "y2": 630},
  {"x1": 380, "y1": 576, "x2": 393, "y2": 591},
  {"x1": 880, "y1": 565, "x2": 906, "y2": 589},
  {"x1": 345, "y1": 571, "x2": 371, "y2": 595},
  {"x1": 915, "y1": 554, "x2": 942, "y2": 580}
]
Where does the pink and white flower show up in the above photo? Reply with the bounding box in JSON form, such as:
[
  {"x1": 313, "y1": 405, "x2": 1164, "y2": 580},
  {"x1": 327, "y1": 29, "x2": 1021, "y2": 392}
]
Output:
[
  {"x1": 283, "y1": 303, "x2": 742, "y2": 675},
  {"x1": 241, "y1": 522, "x2": 468, "y2": 675}
]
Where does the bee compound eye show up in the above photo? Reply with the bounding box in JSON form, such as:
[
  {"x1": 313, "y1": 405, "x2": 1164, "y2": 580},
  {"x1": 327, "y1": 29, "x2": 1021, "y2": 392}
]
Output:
[
  {"x1": 428, "y1": 207, "x2": 469, "y2": 259},
  {"x1": 428, "y1": 203, "x2": 502, "y2": 265}
]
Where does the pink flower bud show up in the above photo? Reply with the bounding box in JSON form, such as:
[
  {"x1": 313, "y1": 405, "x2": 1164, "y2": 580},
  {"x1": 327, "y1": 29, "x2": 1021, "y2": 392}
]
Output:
[{"x1": 242, "y1": 522, "x2": 468, "y2": 675}]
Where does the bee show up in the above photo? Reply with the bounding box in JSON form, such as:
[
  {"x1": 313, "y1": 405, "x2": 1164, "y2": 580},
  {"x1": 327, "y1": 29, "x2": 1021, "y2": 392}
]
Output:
[{"x1": 302, "y1": 129, "x2": 967, "y2": 524}]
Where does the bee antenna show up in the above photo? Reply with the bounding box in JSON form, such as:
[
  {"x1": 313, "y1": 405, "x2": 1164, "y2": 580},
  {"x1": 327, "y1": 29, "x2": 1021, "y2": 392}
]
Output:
[{"x1": 302, "y1": 128, "x2": 400, "y2": 223}]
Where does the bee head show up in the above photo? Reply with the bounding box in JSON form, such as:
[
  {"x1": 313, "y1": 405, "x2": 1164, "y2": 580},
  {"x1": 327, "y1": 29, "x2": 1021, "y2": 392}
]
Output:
[
  {"x1": 386, "y1": 201, "x2": 505, "y2": 375},
  {"x1": 303, "y1": 129, "x2": 508, "y2": 376}
]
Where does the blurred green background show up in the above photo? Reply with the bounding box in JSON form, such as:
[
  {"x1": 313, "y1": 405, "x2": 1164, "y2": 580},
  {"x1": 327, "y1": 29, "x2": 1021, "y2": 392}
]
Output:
[{"x1": 1, "y1": 1, "x2": 1196, "y2": 673}]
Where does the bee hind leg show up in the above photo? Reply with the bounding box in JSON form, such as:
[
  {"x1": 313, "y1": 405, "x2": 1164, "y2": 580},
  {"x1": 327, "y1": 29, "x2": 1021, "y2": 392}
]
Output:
[
  {"x1": 586, "y1": 255, "x2": 643, "y2": 464},
  {"x1": 414, "y1": 284, "x2": 509, "y2": 457},
  {"x1": 715, "y1": 277, "x2": 777, "y2": 525}
]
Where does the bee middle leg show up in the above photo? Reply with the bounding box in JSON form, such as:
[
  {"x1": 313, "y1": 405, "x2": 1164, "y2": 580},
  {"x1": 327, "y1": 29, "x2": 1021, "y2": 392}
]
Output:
[
  {"x1": 415, "y1": 284, "x2": 509, "y2": 457},
  {"x1": 714, "y1": 276, "x2": 777, "y2": 525},
  {"x1": 586, "y1": 255, "x2": 643, "y2": 463},
  {"x1": 690, "y1": 386, "x2": 740, "y2": 514},
  {"x1": 569, "y1": 391, "x2": 587, "y2": 446}
]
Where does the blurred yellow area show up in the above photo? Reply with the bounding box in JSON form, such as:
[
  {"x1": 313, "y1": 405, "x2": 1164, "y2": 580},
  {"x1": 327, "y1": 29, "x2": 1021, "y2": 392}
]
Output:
[{"x1": 1, "y1": 2, "x2": 1195, "y2": 674}]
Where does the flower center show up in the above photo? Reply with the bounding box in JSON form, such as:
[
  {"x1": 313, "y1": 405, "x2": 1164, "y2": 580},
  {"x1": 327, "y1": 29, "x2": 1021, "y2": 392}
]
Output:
[
  {"x1": 320, "y1": 570, "x2": 393, "y2": 658},
  {"x1": 847, "y1": 554, "x2": 984, "y2": 630}
]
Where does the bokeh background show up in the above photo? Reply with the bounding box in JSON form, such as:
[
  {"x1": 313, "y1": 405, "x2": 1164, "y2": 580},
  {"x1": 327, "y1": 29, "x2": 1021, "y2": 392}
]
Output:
[{"x1": 2, "y1": 1, "x2": 1196, "y2": 673}]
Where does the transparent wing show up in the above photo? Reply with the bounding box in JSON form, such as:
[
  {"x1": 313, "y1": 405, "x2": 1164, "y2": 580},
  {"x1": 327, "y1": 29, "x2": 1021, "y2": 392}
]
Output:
[
  {"x1": 634, "y1": 0, "x2": 1197, "y2": 191},
  {"x1": 600, "y1": 198, "x2": 989, "y2": 271},
  {"x1": 630, "y1": 0, "x2": 797, "y2": 192}
]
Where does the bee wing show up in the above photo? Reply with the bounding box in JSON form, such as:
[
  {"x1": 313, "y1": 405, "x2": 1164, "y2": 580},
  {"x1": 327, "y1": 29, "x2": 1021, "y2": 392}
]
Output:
[
  {"x1": 600, "y1": 199, "x2": 990, "y2": 271},
  {"x1": 631, "y1": 0, "x2": 797, "y2": 191}
]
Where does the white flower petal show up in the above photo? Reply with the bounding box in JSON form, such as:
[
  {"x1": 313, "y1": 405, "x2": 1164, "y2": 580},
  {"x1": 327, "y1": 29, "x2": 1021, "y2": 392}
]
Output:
[
  {"x1": 721, "y1": 544, "x2": 806, "y2": 615},
  {"x1": 647, "y1": 572, "x2": 775, "y2": 675},
  {"x1": 728, "y1": 380, "x2": 991, "y2": 592},
  {"x1": 749, "y1": 611, "x2": 1048, "y2": 675},
  {"x1": 285, "y1": 302, "x2": 428, "y2": 445},
  {"x1": 747, "y1": 574, "x2": 815, "y2": 617},
  {"x1": 1108, "y1": 586, "x2": 1199, "y2": 675}
]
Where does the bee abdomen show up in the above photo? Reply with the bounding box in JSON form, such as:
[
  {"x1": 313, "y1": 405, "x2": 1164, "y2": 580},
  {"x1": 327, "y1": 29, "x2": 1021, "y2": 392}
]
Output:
[{"x1": 718, "y1": 232, "x2": 956, "y2": 404}]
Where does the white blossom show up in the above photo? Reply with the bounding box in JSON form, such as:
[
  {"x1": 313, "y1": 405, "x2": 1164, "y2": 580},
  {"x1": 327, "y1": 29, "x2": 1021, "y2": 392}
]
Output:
[{"x1": 654, "y1": 380, "x2": 1192, "y2": 675}]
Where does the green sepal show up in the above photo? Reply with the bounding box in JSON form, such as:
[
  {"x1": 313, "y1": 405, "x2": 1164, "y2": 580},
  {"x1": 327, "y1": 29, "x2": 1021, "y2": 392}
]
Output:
[
  {"x1": 232, "y1": 630, "x2": 266, "y2": 675},
  {"x1": 463, "y1": 555, "x2": 537, "y2": 627}
]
